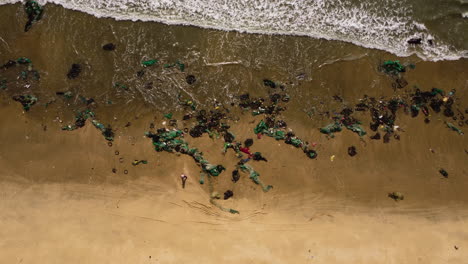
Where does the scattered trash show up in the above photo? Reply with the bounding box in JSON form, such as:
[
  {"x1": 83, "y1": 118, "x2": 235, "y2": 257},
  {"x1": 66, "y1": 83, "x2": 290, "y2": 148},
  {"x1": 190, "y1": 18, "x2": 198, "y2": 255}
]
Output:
[
  {"x1": 186, "y1": 75, "x2": 196, "y2": 85},
  {"x1": 263, "y1": 79, "x2": 276, "y2": 88},
  {"x1": 142, "y1": 59, "x2": 158, "y2": 67},
  {"x1": 12, "y1": 94, "x2": 37, "y2": 111},
  {"x1": 388, "y1": 192, "x2": 404, "y2": 201},
  {"x1": 238, "y1": 163, "x2": 272, "y2": 192},
  {"x1": 348, "y1": 146, "x2": 357, "y2": 157},
  {"x1": 92, "y1": 120, "x2": 114, "y2": 141},
  {"x1": 24, "y1": 0, "x2": 43, "y2": 32},
  {"x1": 330, "y1": 155, "x2": 335, "y2": 162},
  {"x1": 439, "y1": 169, "x2": 448, "y2": 178},
  {"x1": 407, "y1": 38, "x2": 422, "y2": 45},
  {"x1": 445, "y1": 122, "x2": 464, "y2": 135},
  {"x1": 61, "y1": 109, "x2": 95, "y2": 131},
  {"x1": 164, "y1": 113, "x2": 173, "y2": 119},
  {"x1": 252, "y1": 152, "x2": 268, "y2": 162},
  {"x1": 244, "y1": 138, "x2": 254, "y2": 147},
  {"x1": 132, "y1": 160, "x2": 148, "y2": 166},
  {"x1": 163, "y1": 60, "x2": 185, "y2": 72},
  {"x1": 224, "y1": 190, "x2": 233, "y2": 200},
  {"x1": 232, "y1": 169, "x2": 240, "y2": 182},
  {"x1": 67, "y1": 64, "x2": 81, "y2": 79},
  {"x1": 102, "y1": 43, "x2": 116, "y2": 51},
  {"x1": 381, "y1": 60, "x2": 406, "y2": 76}
]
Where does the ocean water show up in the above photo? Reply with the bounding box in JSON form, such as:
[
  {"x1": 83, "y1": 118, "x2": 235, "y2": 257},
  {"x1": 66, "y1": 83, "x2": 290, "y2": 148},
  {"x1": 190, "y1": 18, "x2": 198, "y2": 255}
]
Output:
[{"x1": 1, "y1": 0, "x2": 467, "y2": 61}]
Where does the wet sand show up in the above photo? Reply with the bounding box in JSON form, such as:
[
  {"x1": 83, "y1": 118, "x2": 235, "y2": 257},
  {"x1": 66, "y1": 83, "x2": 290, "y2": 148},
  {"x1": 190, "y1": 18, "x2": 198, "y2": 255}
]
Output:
[{"x1": 1, "y1": 3, "x2": 468, "y2": 263}]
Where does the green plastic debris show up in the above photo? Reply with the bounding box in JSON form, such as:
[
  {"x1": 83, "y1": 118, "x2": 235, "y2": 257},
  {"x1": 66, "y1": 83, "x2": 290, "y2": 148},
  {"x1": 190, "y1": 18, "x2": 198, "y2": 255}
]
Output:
[
  {"x1": 17, "y1": 57, "x2": 32, "y2": 65},
  {"x1": 142, "y1": 59, "x2": 158, "y2": 67},
  {"x1": 345, "y1": 123, "x2": 367, "y2": 137},
  {"x1": 92, "y1": 120, "x2": 114, "y2": 141},
  {"x1": 24, "y1": 0, "x2": 43, "y2": 32},
  {"x1": 61, "y1": 109, "x2": 95, "y2": 131},
  {"x1": 320, "y1": 122, "x2": 342, "y2": 137},
  {"x1": 199, "y1": 172, "x2": 206, "y2": 184},
  {"x1": 164, "y1": 113, "x2": 173, "y2": 119},
  {"x1": 446, "y1": 122, "x2": 464, "y2": 135},
  {"x1": 239, "y1": 164, "x2": 272, "y2": 192},
  {"x1": 163, "y1": 60, "x2": 185, "y2": 72},
  {"x1": 274, "y1": 130, "x2": 285, "y2": 140},
  {"x1": 381, "y1": 60, "x2": 406, "y2": 75},
  {"x1": 114, "y1": 82, "x2": 128, "y2": 90},
  {"x1": 132, "y1": 160, "x2": 148, "y2": 166},
  {"x1": 205, "y1": 164, "x2": 226, "y2": 176},
  {"x1": 254, "y1": 120, "x2": 269, "y2": 134},
  {"x1": 12, "y1": 94, "x2": 37, "y2": 111},
  {"x1": 431, "y1": 88, "x2": 444, "y2": 96}
]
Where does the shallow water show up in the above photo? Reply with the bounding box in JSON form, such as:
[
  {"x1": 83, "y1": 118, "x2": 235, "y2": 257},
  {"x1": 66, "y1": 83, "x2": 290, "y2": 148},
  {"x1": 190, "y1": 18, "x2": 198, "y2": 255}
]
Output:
[{"x1": 2, "y1": 0, "x2": 468, "y2": 61}]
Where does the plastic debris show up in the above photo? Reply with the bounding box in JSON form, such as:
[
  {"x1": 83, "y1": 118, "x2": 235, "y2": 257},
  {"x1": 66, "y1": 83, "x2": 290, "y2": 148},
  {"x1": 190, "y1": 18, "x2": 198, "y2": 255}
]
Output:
[
  {"x1": 102, "y1": 43, "x2": 116, "y2": 51},
  {"x1": 388, "y1": 192, "x2": 404, "y2": 201},
  {"x1": 320, "y1": 122, "x2": 342, "y2": 137},
  {"x1": 132, "y1": 160, "x2": 148, "y2": 166},
  {"x1": 238, "y1": 163, "x2": 272, "y2": 192},
  {"x1": 12, "y1": 94, "x2": 37, "y2": 111},
  {"x1": 142, "y1": 59, "x2": 158, "y2": 67},
  {"x1": 263, "y1": 79, "x2": 276, "y2": 88},
  {"x1": 446, "y1": 122, "x2": 464, "y2": 135},
  {"x1": 348, "y1": 146, "x2": 357, "y2": 157},
  {"x1": 381, "y1": 60, "x2": 406, "y2": 75},
  {"x1": 92, "y1": 120, "x2": 114, "y2": 141},
  {"x1": 163, "y1": 60, "x2": 185, "y2": 72},
  {"x1": 24, "y1": 0, "x2": 43, "y2": 32},
  {"x1": 224, "y1": 190, "x2": 233, "y2": 200},
  {"x1": 439, "y1": 169, "x2": 448, "y2": 178},
  {"x1": 186, "y1": 75, "x2": 196, "y2": 85},
  {"x1": 67, "y1": 64, "x2": 81, "y2": 79},
  {"x1": 61, "y1": 109, "x2": 95, "y2": 131}
]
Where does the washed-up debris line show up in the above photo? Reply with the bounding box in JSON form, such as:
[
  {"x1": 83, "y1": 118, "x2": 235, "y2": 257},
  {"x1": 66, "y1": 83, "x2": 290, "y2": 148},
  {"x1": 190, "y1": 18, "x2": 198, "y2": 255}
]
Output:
[
  {"x1": 145, "y1": 128, "x2": 239, "y2": 214},
  {"x1": 320, "y1": 107, "x2": 367, "y2": 138},
  {"x1": 61, "y1": 109, "x2": 114, "y2": 141},
  {"x1": 378, "y1": 60, "x2": 415, "y2": 89},
  {"x1": 24, "y1": 0, "x2": 43, "y2": 32},
  {"x1": 2, "y1": 57, "x2": 40, "y2": 81},
  {"x1": 254, "y1": 120, "x2": 318, "y2": 159},
  {"x1": 237, "y1": 83, "x2": 316, "y2": 159},
  {"x1": 13, "y1": 94, "x2": 37, "y2": 111},
  {"x1": 319, "y1": 86, "x2": 465, "y2": 143}
]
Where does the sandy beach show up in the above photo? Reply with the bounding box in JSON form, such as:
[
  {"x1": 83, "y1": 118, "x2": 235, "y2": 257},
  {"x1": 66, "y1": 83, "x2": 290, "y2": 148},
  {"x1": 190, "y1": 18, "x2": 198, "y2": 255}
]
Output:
[{"x1": 1, "y1": 2, "x2": 468, "y2": 263}]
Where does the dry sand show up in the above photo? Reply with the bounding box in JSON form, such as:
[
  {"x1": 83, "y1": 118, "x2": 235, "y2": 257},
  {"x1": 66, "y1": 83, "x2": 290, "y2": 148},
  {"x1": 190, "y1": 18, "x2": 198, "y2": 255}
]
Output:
[{"x1": 1, "y1": 95, "x2": 468, "y2": 263}]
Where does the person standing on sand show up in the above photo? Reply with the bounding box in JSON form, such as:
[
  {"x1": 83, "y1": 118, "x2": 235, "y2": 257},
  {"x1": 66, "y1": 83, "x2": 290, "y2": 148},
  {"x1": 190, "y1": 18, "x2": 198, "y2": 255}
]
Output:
[{"x1": 181, "y1": 174, "x2": 188, "y2": 188}]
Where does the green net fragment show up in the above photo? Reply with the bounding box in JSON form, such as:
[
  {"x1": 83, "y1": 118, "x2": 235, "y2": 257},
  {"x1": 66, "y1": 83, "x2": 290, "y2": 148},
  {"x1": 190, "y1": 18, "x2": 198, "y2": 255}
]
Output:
[
  {"x1": 142, "y1": 59, "x2": 158, "y2": 67},
  {"x1": 239, "y1": 164, "x2": 273, "y2": 192},
  {"x1": 381, "y1": 60, "x2": 406, "y2": 75}
]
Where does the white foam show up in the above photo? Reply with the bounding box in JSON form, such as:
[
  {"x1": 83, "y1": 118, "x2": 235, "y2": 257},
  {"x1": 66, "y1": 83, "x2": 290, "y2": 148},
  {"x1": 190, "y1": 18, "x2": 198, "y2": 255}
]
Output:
[{"x1": 1, "y1": 0, "x2": 467, "y2": 61}]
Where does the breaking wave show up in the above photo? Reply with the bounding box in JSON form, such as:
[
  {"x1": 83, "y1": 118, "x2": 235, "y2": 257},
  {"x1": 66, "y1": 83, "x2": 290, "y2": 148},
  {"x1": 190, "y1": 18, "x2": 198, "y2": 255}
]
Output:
[{"x1": 2, "y1": 0, "x2": 468, "y2": 61}]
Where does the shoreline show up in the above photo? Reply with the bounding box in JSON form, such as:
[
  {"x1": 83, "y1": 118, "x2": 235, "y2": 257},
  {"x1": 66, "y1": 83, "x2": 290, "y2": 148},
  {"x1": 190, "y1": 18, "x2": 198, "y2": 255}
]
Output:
[{"x1": 1, "y1": 2, "x2": 468, "y2": 263}]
